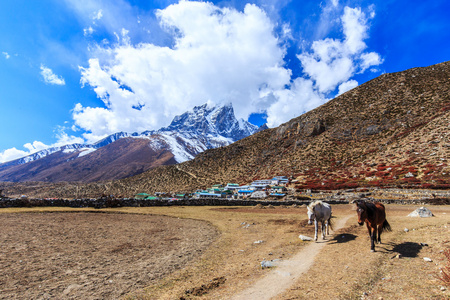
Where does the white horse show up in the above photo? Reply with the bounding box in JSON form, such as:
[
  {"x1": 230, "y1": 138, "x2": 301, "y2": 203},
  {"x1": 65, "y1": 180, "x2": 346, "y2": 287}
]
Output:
[{"x1": 307, "y1": 200, "x2": 333, "y2": 241}]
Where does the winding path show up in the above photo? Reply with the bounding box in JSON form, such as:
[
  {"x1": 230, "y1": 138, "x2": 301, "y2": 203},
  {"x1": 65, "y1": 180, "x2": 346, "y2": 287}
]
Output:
[{"x1": 231, "y1": 215, "x2": 352, "y2": 300}]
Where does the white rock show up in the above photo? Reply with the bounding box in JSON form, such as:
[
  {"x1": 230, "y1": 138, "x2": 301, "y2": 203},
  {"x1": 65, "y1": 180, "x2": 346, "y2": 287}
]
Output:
[
  {"x1": 261, "y1": 259, "x2": 281, "y2": 269},
  {"x1": 299, "y1": 235, "x2": 314, "y2": 241},
  {"x1": 408, "y1": 207, "x2": 434, "y2": 217},
  {"x1": 423, "y1": 257, "x2": 433, "y2": 262}
]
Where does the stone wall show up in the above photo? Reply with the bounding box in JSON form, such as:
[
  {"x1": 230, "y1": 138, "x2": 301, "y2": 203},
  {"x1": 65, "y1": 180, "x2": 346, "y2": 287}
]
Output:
[{"x1": 0, "y1": 197, "x2": 350, "y2": 209}]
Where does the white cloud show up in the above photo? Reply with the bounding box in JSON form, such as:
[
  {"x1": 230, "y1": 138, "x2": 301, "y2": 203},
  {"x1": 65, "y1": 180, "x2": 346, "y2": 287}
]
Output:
[
  {"x1": 40, "y1": 64, "x2": 66, "y2": 85},
  {"x1": 23, "y1": 141, "x2": 48, "y2": 153},
  {"x1": 84, "y1": 26, "x2": 94, "y2": 36},
  {"x1": 267, "y1": 77, "x2": 325, "y2": 126},
  {"x1": 93, "y1": 9, "x2": 103, "y2": 20},
  {"x1": 0, "y1": 148, "x2": 29, "y2": 163},
  {"x1": 297, "y1": 6, "x2": 382, "y2": 94},
  {"x1": 76, "y1": 2, "x2": 290, "y2": 137},
  {"x1": 360, "y1": 52, "x2": 383, "y2": 72},
  {"x1": 2, "y1": 52, "x2": 10, "y2": 59},
  {"x1": 0, "y1": 128, "x2": 85, "y2": 163},
  {"x1": 337, "y1": 79, "x2": 358, "y2": 96},
  {"x1": 74, "y1": 2, "x2": 382, "y2": 133}
]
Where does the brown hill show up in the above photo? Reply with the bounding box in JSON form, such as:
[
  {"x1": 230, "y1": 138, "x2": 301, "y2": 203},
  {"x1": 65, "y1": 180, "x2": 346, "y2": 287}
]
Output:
[
  {"x1": 0, "y1": 138, "x2": 176, "y2": 182},
  {"x1": 2, "y1": 61, "x2": 449, "y2": 198}
]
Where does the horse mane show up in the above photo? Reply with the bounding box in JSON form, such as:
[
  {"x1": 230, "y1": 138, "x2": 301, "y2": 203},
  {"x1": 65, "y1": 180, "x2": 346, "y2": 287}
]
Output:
[
  {"x1": 358, "y1": 200, "x2": 376, "y2": 218},
  {"x1": 308, "y1": 200, "x2": 323, "y2": 210}
]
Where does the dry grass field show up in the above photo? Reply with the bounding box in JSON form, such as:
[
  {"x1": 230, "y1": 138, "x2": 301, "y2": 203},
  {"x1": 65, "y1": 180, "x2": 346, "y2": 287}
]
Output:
[{"x1": 1, "y1": 204, "x2": 449, "y2": 299}]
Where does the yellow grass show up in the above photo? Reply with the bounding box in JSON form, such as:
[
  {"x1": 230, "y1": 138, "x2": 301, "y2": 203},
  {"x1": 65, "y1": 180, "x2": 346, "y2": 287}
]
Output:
[{"x1": 2, "y1": 204, "x2": 449, "y2": 299}]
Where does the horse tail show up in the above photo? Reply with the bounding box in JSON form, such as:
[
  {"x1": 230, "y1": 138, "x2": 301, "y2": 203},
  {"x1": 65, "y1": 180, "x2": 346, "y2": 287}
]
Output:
[
  {"x1": 327, "y1": 216, "x2": 333, "y2": 230},
  {"x1": 382, "y1": 219, "x2": 392, "y2": 232}
]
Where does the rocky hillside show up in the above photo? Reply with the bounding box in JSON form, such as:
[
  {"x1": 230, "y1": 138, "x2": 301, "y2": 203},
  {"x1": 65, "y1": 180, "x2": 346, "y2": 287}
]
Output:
[{"x1": 2, "y1": 61, "x2": 449, "y2": 198}]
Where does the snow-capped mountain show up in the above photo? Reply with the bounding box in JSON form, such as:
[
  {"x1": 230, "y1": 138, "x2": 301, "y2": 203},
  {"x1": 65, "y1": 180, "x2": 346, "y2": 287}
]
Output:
[
  {"x1": 0, "y1": 103, "x2": 265, "y2": 182},
  {"x1": 141, "y1": 103, "x2": 262, "y2": 162}
]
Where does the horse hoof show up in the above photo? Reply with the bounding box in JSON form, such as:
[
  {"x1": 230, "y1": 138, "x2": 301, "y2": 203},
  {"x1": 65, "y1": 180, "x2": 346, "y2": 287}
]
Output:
[{"x1": 371, "y1": 249, "x2": 375, "y2": 252}]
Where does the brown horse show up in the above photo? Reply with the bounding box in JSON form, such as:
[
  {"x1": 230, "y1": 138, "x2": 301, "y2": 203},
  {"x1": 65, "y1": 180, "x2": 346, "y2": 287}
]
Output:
[{"x1": 355, "y1": 200, "x2": 392, "y2": 252}]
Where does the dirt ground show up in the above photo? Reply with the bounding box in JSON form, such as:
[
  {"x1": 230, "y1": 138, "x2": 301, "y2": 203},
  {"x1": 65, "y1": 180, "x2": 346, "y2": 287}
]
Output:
[
  {"x1": 0, "y1": 210, "x2": 218, "y2": 299},
  {"x1": 1, "y1": 204, "x2": 449, "y2": 300}
]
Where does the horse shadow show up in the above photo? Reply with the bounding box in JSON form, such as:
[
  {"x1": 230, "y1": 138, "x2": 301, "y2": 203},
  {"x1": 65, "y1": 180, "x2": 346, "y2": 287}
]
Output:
[
  {"x1": 329, "y1": 233, "x2": 357, "y2": 244},
  {"x1": 389, "y1": 242, "x2": 424, "y2": 258}
]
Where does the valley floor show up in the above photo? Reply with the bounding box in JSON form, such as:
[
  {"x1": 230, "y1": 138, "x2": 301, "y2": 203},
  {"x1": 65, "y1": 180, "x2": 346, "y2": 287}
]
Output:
[{"x1": 0, "y1": 204, "x2": 449, "y2": 299}]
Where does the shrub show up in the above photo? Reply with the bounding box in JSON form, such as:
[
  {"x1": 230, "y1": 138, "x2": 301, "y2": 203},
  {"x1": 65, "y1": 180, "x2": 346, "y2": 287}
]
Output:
[{"x1": 438, "y1": 249, "x2": 450, "y2": 287}]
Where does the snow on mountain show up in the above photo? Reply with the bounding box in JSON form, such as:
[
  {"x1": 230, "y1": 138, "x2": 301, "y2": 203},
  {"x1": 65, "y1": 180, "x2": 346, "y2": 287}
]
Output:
[
  {"x1": 2, "y1": 144, "x2": 87, "y2": 167},
  {"x1": 3, "y1": 103, "x2": 263, "y2": 167},
  {"x1": 139, "y1": 103, "x2": 260, "y2": 163}
]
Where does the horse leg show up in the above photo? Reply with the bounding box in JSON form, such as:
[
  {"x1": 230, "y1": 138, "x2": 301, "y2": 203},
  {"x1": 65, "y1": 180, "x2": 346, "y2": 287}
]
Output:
[
  {"x1": 366, "y1": 223, "x2": 375, "y2": 252},
  {"x1": 377, "y1": 224, "x2": 383, "y2": 244},
  {"x1": 321, "y1": 220, "x2": 326, "y2": 240},
  {"x1": 314, "y1": 219, "x2": 318, "y2": 241},
  {"x1": 371, "y1": 226, "x2": 378, "y2": 252}
]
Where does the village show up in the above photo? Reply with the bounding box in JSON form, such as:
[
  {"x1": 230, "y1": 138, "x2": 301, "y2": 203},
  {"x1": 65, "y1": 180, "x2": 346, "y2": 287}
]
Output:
[{"x1": 135, "y1": 176, "x2": 296, "y2": 201}]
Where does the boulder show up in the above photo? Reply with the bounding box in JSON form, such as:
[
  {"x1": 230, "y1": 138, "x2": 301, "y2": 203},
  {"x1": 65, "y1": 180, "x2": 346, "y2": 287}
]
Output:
[{"x1": 408, "y1": 207, "x2": 434, "y2": 217}]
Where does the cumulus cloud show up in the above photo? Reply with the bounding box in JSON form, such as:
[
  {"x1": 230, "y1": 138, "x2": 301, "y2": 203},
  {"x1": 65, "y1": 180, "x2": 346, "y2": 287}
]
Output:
[
  {"x1": 297, "y1": 6, "x2": 382, "y2": 94},
  {"x1": 267, "y1": 77, "x2": 325, "y2": 126},
  {"x1": 74, "y1": 1, "x2": 382, "y2": 134},
  {"x1": 75, "y1": 2, "x2": 290, "y2": 139},
  {"x1": 0, "y1": 148, "x2": 29, "y2": 163},
  {"x1": 40, "y1": 64, "x2": 66, "y2": 85},
  {"x1": 2, "y1": 52, "x2": 10, "y2": 59}
]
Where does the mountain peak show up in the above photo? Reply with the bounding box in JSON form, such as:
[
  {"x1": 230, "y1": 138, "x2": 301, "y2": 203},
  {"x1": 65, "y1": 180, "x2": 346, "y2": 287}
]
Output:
[{"x1": 165, "y1": 103, "x2": 258, "y2": 139}]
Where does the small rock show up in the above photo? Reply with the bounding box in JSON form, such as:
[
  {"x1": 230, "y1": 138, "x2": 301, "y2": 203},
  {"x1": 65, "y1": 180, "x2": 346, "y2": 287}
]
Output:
[
  {"x1": 423, "y1": 257, "x2": 433, "y2": 262},
  {"x1": 261, "y1": 259, "x2": 280, "y2": 269},
  {"x1": 404, "y1": 228, "x2": 409, "y2": 232},
  {"x1": 299, "y1": 235, "x2": 313, "y2": 241},
  {"x1": 63, "y1": 284, "x2": 82, "y2": 295},
  {"x1": 254, "y1": 240, "x2": 264, "y2": 244},
  {"x1": 441, "y1": 286, "x2": 447, "y2": 291}
]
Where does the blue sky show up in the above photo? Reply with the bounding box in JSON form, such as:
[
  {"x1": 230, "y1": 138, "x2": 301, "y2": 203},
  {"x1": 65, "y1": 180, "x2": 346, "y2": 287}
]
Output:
[{"x1": 0, "y1": 0, "x2": 449, "y2": 163}]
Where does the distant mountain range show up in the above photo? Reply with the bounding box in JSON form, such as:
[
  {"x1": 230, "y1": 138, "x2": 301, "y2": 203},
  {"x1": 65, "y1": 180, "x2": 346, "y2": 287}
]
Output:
[{"x1": 0, "y1": 103, "x2": 266, "y2": 182}]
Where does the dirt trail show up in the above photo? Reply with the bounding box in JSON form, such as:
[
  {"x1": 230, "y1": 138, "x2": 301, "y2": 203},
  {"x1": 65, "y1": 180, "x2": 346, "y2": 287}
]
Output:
[{"x1": 231, "y1": 215, "x2": 352, "y2": 300}]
